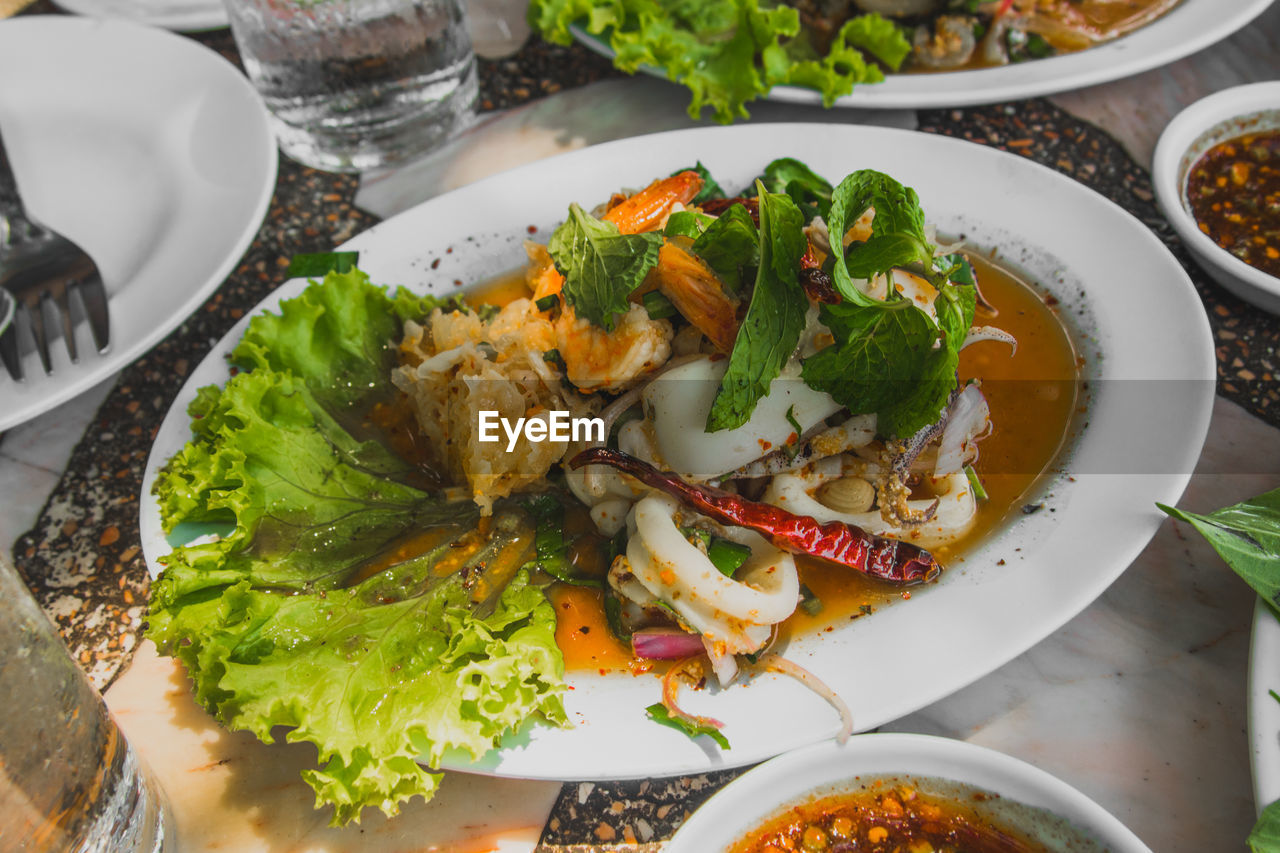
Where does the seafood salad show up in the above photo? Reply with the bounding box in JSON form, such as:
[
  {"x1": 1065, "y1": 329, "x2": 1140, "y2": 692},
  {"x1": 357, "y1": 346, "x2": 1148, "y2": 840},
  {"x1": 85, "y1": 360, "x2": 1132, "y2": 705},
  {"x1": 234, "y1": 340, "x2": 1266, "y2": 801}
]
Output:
[
  {"x1": 392, "y1": 161, "x2": 1017, "y2": 732},
  {"x1": 148, "y1": 157, "x2": 1075, "y2": 824}
]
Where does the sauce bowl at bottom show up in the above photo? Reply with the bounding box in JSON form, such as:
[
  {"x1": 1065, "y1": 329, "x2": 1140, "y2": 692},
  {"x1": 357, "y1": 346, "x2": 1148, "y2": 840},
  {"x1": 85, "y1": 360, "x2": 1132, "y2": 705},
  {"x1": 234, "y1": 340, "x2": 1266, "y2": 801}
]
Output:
[{"x1": 665, "y1": 734, "x2": 1150, "y2": 853}]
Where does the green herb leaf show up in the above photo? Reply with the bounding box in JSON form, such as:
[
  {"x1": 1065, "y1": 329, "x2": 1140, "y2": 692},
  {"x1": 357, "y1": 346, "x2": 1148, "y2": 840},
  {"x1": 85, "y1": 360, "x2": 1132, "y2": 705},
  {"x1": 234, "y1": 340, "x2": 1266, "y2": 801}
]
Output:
[
  {"x1": 750, "y1": 158, "x2": 833, "y2": 220},
  {"x1": 1250, "y1": 799, "x2": 1280, "y2": 853},
  {"x1": 937, "y1": 252, "x2": 977, "y2": 286},
  {"x1": 663, "y1": 209, "x2": 711, "y2": 239},
  {"x1": 798, "y1": 582, "x2": 823, "y2": 616},
  {"x1": 707, "y1": 537, "x2": 752, "y2": 576},
  {"x1": 645, "y1": 703, "x2": 730, "y2": 749},
  {"x1": 706, "y1": 185, "x2": 808, "y2": 431},
  {"x1": 1159, "y1": 487, "x2": 1280, "y2": 618},
  {"x1": 548, "y1": 203, "x2": 663, "y2": 330},
  {"x1": 783, "y1": 404, "x2": 804, "y2": 460},
  {"x1": 643, "y1": 289, "x2": 678, "y2": 319},
  {"x1": 604, "y1": 585, "x2": 632, "y2": 643},
  {"x1": 691, "y1": 203, "x2": 759, "y2": 292},
  {"x1": 520, "y1": 492, "x2": 602, "y2": 587},
  {"x1": 965, "y1": 465, "x2": 989, "y2": 501},
  {"x1": 286, "y1": 251, "x2": 359, "y2": 278},
  {"x1": 800, "y1": 299, "x2": 937, "y2": 432},
  {"x1": 826, "y1": 170, "x2": 935, "y2": 305}
]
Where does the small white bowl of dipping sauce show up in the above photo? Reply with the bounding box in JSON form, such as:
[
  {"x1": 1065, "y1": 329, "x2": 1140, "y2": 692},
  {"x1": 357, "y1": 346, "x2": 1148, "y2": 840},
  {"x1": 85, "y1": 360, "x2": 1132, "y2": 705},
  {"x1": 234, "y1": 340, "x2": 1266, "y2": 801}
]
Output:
[
  {"x1": 665, "y1": 734, "x2": 1150, "y2": 853},
  {"x1": 1153, "y1": 81, "x2": 1280, "y2": 314}
]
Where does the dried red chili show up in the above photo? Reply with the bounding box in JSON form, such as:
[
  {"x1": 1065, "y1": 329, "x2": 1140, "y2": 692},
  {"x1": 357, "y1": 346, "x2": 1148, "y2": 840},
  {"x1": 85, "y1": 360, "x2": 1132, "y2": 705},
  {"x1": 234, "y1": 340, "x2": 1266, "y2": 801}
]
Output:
[{"x1": 569, "y1": 448, "x2": 941, "y2": 585}]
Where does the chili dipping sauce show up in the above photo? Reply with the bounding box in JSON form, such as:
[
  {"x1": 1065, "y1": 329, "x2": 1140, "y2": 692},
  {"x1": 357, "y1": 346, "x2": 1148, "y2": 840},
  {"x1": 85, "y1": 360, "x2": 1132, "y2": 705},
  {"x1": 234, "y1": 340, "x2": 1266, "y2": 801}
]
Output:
[
  {"x1": 1186, "y1": 129, "x2": 1280, "y2": 278},
  {"x1": 731, "y1": 776, "x2": 1106, "y2": 853}
]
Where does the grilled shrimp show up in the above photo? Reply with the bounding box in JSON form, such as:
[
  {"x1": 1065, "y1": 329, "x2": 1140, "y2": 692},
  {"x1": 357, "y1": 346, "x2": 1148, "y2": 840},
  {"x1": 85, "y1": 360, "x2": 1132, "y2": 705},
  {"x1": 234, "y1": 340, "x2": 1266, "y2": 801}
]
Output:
[
  {"x1": 647, "y1": 242, "x2": 740, "y2": 354},
  {"x1": 554, "y1": 303, "x2": 672, "y2": 392},
  {"x1": 603, "y1": 170, "x2": 704, "y2": 234}
]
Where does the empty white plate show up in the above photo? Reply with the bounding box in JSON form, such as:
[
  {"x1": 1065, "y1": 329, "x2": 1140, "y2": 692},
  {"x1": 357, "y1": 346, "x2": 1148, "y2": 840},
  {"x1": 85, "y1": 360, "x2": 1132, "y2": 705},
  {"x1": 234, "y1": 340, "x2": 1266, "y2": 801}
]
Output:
[
  {"x1": 0, "y1": 16, "x2": 275, "y2": 429},
  {"x1": 52, "y1": 0, "x2": 228, "y2": 32}
]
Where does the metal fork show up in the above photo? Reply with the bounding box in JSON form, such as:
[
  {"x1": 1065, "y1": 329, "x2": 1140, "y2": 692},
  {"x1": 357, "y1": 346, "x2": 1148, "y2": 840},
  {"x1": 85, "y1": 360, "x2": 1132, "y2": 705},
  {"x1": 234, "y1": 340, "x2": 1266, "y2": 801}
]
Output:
[{"x1": 0, "y1": 124, "x2": 110, "y2": 381}]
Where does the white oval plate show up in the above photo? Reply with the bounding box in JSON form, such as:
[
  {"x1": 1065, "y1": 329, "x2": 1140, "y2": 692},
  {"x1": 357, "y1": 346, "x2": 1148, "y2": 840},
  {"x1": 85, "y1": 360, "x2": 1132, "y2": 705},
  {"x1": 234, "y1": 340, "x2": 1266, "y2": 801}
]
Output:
[
  {"x1": 0, "y1": 16, "x2": 274, "y2": 429},
  {"x1": 140, "y1": 123, "x2": 1214, "y2": 781},
  {"x1": 1250, "y1": 601, "x2": 1280, "y2": 810},
  {"x1": 52, "y1": 0, "x2": 228, "y2": 32},
  {"x1": 573, "y1": 0, "x2": 1275, "y2": 109},
  {"x1": 666, "y1": 735, "x2": 1151, "y2": 852}
]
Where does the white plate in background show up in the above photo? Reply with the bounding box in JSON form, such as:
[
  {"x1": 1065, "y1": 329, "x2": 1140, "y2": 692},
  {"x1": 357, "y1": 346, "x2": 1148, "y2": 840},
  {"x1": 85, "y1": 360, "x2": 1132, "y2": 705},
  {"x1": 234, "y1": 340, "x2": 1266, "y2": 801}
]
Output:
[
  {"x1": 52, "y1": 0, "x2": 228, "y2": 32},
  {"x1": 0, "y1": 17, "x2": 274, "y2": 428},
  {"x1": 141, "y1": 122, "x2": 1214, "y2": 781},
  {"x1": 1251, "y1": 601, "x2": 1280, "y2": 811}
]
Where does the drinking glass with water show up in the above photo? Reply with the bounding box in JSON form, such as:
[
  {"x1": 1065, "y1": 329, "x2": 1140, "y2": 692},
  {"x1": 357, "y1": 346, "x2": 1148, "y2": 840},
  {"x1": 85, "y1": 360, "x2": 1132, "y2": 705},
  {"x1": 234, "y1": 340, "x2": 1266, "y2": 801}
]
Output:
[
  {"x1": 0, "y1": 554, "x2": 171, "y2": 852},
  {"x1": 224, "y1": 0, "x2": 479, "y2": 172}
]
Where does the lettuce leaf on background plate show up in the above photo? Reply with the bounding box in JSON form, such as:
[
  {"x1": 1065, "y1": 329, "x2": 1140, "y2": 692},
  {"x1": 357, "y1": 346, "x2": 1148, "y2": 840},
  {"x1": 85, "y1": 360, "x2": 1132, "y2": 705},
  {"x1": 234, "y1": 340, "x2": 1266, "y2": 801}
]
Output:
[
  {"x1": 148, "y1": 270, "x2": 566, "y2": 825},
  {"x1": 528, "y1": 0, "x2": 910, "y2": 123}
]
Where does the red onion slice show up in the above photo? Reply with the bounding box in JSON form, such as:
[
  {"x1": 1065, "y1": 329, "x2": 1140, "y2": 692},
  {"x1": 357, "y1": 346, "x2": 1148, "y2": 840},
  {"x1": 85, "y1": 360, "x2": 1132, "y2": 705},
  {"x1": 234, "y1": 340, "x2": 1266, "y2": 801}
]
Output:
[{"x1": 632, "y1": 628, "x2": 706, "y2": 660}]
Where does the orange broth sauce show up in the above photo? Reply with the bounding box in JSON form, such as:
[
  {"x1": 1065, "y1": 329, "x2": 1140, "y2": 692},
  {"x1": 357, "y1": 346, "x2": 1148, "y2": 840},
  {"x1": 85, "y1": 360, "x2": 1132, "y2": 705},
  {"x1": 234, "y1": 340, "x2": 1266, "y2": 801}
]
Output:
[{"x1": 550, "y1": 253, "x2": 1079, "y2": 670}]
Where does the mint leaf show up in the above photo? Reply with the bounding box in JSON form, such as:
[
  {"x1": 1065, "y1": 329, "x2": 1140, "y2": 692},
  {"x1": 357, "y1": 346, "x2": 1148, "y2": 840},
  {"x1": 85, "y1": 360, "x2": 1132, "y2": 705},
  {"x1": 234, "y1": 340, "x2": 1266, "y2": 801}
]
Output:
[
  {"x1": 664, "y1": 209, "x2": 712, "y2": 240},
  {"x1": 827, "y1": 170, "x2": 935, "y2": 304},
  {"x1": 1250, "y1": 799, "x2": 1280, "y2": 853},
  {"x1": 801, "y1": 300, "x2": 938, "y2": 431},
  {"x1": 549, "y1": 203, "x2": 663, "y2": 330},
  {"x1": 645, "y1": 702, "x2": 730, "y2": 749},
  {"x1": 749, "y1": 157, "x2": 833, "y2": 220},
  {"x1": 706, "y1": 186, "x2": 807, "y2": 431},
  {"x1": 937, "y1": 251, "x2": 977, "y2": 286},
  {"x1": 691, "y1": 203, "x2": 758, "y2": 292},
  {"x1": 1159, "y1": 487, "x2": 1280, "y2": 618}
]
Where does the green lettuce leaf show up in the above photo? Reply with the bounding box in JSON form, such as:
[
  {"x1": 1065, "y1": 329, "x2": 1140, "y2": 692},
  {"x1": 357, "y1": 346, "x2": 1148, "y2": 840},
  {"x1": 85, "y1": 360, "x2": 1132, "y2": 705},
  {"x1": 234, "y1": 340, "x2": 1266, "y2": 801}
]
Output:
[
  {"x1": 1159, "y1": 487, "x2": 1280, "y2": 617},
  {"x1": 548, "y1": 203, "x2": 663, "y2": 329},
  {"x1": 152, "y1": 564, "x2": 564, "y2": 826},
  {"x1": 772, "y1": 16, "x2": 907, "y2": 109},
  {"x1": 528, "y1": 0, "x2": 904, "y2": 123},
  {"x1": 149, "y1": 270, "x2": 567, "y2": 825},
  {"x1": 707, "y1": 185, "x2": 807, "y2": 431}
]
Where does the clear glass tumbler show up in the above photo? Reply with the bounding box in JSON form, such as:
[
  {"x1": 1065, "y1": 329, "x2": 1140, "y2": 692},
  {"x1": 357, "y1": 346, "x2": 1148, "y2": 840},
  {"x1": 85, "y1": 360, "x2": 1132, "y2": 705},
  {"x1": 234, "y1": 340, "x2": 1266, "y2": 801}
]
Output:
[
  {"x1": 223, "y1": 0, "x2": 479, "y2": 172},
  {"x1": 0, "y1": 555, "x2": 171, "y2": 853}
]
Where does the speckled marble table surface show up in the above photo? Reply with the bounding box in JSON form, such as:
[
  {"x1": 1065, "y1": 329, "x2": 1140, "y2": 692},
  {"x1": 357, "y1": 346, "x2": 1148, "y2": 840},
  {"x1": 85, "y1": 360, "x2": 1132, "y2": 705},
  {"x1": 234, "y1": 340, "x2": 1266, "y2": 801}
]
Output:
[{"x1": 4, "y1": 2, "x2": 1280, "y2": 850}]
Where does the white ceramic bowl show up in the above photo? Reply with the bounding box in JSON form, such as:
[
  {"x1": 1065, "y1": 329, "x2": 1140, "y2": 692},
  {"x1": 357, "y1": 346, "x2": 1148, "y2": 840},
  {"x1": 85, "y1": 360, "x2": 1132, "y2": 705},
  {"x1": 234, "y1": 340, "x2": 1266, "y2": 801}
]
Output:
[
  {"x1": 1153, "y1": 82, "x2": 1280, "y2": 314},
  {"x1": 665, "y1": 735, "x2": 1151, "y2": 853}
]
